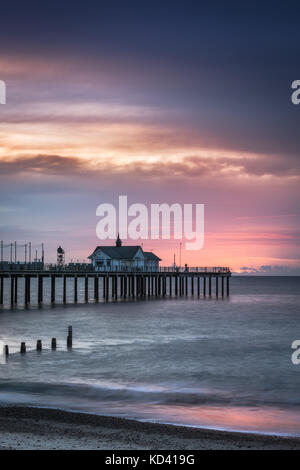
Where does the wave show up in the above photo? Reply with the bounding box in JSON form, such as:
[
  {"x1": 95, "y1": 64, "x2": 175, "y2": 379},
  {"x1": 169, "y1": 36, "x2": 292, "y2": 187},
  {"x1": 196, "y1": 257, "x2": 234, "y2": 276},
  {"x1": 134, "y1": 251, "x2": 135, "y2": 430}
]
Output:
[{"x1": 1, "y1": 381, "x2": 300, "y2": 409}]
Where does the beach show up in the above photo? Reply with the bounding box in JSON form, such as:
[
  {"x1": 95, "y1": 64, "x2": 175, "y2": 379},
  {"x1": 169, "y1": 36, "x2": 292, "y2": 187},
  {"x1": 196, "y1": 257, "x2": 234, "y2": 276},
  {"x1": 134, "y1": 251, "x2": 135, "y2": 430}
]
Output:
[{"x1": 0, "y1": 406, "x2": 300, "y2": 450}]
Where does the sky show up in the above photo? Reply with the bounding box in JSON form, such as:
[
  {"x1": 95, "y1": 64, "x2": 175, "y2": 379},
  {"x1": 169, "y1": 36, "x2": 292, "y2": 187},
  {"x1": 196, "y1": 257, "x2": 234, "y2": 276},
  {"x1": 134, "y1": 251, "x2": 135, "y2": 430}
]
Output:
[{"x1": 0, "y1": 1, "x2": 299, "y2": 273}]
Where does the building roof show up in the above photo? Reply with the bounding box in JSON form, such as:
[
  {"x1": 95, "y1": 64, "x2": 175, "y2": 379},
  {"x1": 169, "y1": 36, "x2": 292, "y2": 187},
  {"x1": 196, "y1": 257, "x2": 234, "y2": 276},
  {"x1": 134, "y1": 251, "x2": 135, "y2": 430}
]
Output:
[
  {"x1": 89, "y1": 246, "x2": 161, "y2": 261},
  {"x1": 144, "y1": 251, "x2": 162, "y2": 261},
  {"x1": 89, "y1": 246, "x2": 141, "y2": 260}
]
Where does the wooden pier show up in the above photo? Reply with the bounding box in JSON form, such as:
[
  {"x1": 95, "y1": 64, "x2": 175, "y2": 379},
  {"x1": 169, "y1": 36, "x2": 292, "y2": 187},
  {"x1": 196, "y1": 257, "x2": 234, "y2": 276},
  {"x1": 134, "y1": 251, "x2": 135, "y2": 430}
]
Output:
[{"x1": 0, "y1": 268, "x2": 231, "y2": 307}]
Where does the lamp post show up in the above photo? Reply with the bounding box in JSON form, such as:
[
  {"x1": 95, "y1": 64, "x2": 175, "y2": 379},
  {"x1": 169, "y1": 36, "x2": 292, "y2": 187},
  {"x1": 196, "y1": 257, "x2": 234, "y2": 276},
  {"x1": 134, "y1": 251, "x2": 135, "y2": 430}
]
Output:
[{"x1": 180, "y1": 242, "x2": 182, "y2": 269}]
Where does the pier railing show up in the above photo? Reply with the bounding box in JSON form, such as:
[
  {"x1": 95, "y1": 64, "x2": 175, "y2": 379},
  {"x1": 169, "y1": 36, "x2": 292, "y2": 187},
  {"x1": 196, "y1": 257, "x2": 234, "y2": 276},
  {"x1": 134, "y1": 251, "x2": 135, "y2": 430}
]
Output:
[
  {"x1": 0, "y1": 263, "x2": 231, "y2": 274},
  {"x1": 159, "y1": 267, "x2": 230, "y2": 273}
]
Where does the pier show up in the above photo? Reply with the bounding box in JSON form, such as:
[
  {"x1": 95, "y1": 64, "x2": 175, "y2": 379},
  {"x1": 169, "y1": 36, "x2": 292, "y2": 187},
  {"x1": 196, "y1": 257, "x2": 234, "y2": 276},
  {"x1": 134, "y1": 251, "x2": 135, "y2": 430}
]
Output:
[{"x1": 0, "y1": 267, "x2": 231, "y2": 307}]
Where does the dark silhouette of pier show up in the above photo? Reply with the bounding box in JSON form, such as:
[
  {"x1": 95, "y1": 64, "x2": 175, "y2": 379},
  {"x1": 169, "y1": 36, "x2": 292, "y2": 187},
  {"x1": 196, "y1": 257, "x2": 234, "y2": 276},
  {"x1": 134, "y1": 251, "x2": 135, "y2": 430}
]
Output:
[{"x1": 0, "y1": 267, "x2": 231, "y2": 307}]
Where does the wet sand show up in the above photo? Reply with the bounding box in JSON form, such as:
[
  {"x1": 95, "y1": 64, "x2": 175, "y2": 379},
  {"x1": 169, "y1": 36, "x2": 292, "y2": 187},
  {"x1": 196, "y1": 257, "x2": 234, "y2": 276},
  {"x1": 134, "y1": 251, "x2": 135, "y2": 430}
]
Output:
[{"x1": 0, "y1": 406, "x2": 299, "y2": 450}]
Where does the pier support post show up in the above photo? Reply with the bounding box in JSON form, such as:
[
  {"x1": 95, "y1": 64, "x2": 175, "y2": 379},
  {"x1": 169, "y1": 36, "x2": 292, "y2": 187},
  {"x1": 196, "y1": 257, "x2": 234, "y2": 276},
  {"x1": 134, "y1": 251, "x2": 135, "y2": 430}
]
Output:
[
  {"x1": 191, "y1": 276, "x2": 194, "y2": 296},
  {"x1": 14, "y1": 276, "x2": 18, "y2": 304},
  {"x1": 51, "y1": 275, "x2": 55, "y2": 303},
  {"x1": 227, "y1": 276, "x2": 230, "y2": 296},
  {"x1": 209, "y1": 277, "x2": 212, "y2": 296},
  {"x1": 85, "y1": 276, "x2": 89, "y2": 302},
  {"x1": 51, "y1": 338, "x2": 56, "y2": 350},
  {"x1": 216, "y1": 276, "x2": 219, "y2": 297},
  {"x1": 25, "y1": 275, "x2": 30, "y2": 305},
  {"x1": 197, "y1": 276, "x2": 200, "y2": 296},
  {"x1": 74, "y1": 276, "x2": 78, "y2": 303},
  {"x1": 102, "y1": 276, "x2": 105, "y2": 299},
  {"x1": 36, "y1": 340, "x2": 42, "y2": 351},
  {"x1": 0, "y1": 277, "x2": 3, "y2": 304},
  {"x1": 20, "y1": 342, "x2": 26, "y2": 354},
  {"x1": 185, "y1": 276, "x2": 188, "y2": 296},
  {"x1": 112, "y1": 275, "x2": 115, "y2": 298},
  {"x1": 38, "y1": 275, "x2": 43, "y2": 304},
  {"x1": 4, "y1": 345, "x2": 9, "y2": 356},
  {"x1": 94, "y1": 276, "x2": 99, "y2": 302},
  {"x1": 203, "y1": 277, "x2": 206, "y2": 296},
  {"x1": 105, "y1": 276, "x2": 109, "y2": 301},
  {"x1": 63, "y1": 275, "x2": 67, "y2": 303},
  {"x1": 222, "y1": 277, "x2": 224, "y2": 297},
  {"x1": 10, "y1": 276, "x2": 14, "y2": 307},
  {"x1": 115, "y1": 275, "x2": 118, "y2": 299}
]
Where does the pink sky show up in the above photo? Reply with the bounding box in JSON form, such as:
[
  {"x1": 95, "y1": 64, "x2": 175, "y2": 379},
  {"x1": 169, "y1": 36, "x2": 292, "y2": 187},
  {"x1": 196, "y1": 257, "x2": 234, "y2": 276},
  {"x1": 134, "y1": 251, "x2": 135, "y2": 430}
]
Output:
[{"x1": 0, "y1": 53, "x2": 299, "y2": 274}]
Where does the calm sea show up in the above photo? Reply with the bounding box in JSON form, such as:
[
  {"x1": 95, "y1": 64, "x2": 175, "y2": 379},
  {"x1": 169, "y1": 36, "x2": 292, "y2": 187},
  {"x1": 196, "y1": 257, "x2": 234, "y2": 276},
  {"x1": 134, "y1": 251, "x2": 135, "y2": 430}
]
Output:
[{"x1": 0, "y1": 276, "x2": 300, "y2": 436}]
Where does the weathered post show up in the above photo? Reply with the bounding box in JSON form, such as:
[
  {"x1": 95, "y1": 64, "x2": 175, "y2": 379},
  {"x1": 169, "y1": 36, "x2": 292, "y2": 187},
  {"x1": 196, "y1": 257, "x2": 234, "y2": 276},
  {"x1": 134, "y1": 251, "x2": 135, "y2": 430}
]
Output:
[
  {"x1": 4, "y1": 345, "x2": 9, "y2": 356},
  {"x1": 20, "y1": 342, "x2": 26, "y2": 353},
  {"x1": 68, "y1": 325, "x2": 73, "y2": 339},
  {"x1": 197, "y1": 276, "x2": 200, "y2": 296},
  {"x1": 191, "y1": 276, "x2": 194, "y2": 296},
  {"x1": 185, "y1": 276, "x2": 188, "y2": 296},
  {"x1": 209, "y1": 277, "x2": 212, "y2": 296},
  {"x1": 203, "y1": 277, "x2": 206, "y2": 296},
  {"x1": 67, "y1": 325, "x2": 73, "y2": 348},
  {"x1": 227, "y1": 276, "x2": 230, "y2": 296},
  {"x1": 222, "y1": 276, "x2": 224, "y2": 296},
  {"x1": 51, "y1": 338, "x2": 57, "y2": 350},
  {"x1": 216, "y1": 276, "x2": 219, "y2": 297},
  {"x1": 36, "y1": 339, "x2": 42, "y2": 351}
]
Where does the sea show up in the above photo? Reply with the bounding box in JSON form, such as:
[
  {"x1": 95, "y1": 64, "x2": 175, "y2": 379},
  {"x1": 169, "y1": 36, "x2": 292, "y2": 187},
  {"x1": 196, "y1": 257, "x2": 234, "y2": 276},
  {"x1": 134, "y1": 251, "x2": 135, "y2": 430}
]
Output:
[{"x1": 0, "y1": 276, "x2": 300, "y2": 436}]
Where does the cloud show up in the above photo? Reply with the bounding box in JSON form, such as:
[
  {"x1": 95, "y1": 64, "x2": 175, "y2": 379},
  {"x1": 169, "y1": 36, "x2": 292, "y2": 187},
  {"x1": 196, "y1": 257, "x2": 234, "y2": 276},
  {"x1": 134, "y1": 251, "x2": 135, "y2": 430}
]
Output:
[
  {"x1": 238, "y1": 265, "x2": 300, "y2": 275},
  {"x1": 0, "y1": 152, "x2": 299, "y2": 180}
]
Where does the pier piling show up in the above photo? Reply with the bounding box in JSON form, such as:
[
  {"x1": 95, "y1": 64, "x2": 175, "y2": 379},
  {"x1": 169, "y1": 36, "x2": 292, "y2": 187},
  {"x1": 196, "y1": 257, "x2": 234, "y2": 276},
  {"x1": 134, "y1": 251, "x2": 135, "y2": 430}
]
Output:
[
  {"x1": 36, "y1": 339, "x2": 42, "y2": 351},
  {"x1": 20, "y1": 342, "x2": 26, "y2": 354},
  {"x1": 0, "y1": 268, "x2": 231, "y2": 307}
]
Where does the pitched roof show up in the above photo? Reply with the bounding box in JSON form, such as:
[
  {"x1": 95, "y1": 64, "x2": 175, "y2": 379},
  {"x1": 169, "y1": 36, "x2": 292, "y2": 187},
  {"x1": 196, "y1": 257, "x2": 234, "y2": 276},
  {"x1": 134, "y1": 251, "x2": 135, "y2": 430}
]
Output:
[
  {"x1": 89, "y1": 246, "x2": 141, "y2": 260},
  {"x1": 144, "y1": 251, "x2": 162, "y2": 261}
]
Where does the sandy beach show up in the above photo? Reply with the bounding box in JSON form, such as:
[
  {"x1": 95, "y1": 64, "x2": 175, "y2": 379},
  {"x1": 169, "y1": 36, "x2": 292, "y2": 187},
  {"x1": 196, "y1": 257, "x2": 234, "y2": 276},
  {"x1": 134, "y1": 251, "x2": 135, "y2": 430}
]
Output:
[{"x1": 0, "y1": 406, "x2": 299, "y2": 450}]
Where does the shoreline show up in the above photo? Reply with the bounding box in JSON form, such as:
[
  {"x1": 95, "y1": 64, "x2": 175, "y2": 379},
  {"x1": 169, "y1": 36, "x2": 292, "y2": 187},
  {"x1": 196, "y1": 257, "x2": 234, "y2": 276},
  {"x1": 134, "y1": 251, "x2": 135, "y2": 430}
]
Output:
[{"x1": 0, "y1": 406, "x2": 300, "y2": 450}]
